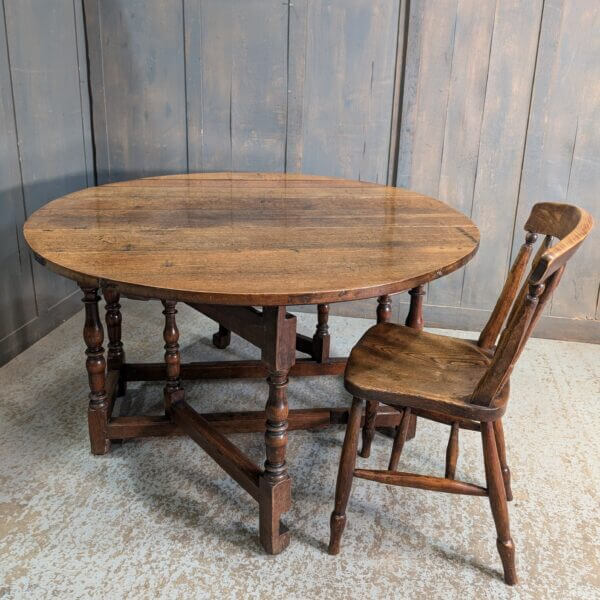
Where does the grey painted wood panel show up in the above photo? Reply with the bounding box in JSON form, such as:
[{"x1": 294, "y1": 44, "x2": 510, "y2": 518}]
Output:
[
  {"x1": 396, "y1": 0, "x2": 457, "y2": 194},
  {"x1": 461, "y1": 0, "x2": 544, "y2": 310},
  {"x1": 185, "y1": 0, "x2": 288, "y2": 172},
  {"x1": 4, "y1": 0, "x2": 93, "y2": 312},
  {"x1": 84, "y1": 0, "x2": 187, "y2": 183},
  {"x1": 74, "y1": 0, "x2": 95, "y2": 188},
  {"x1": 386, "y1": 0, "x2": 408, "y2": 185},
  {"x1": 286, "y1": 0, "x2": 309, "y2": 174},
  {"x1": 393, "y1": 0, "x2": 458, "y2": 313},
  {"x1": 391, "y1": 0, "x2": 598, "y2": 336},
  {"x1": 0, "y1": 0, "x2": 36, "y2": 341},
  {"x1": 427, "y1": 0, "x2": 496, "y2": 307},
  {"x1": 288, "y1": 0, "x2": 399, "y2": 182},
  {"x1": 514, "y1": 0, "x2": 600, "y2": 319}
]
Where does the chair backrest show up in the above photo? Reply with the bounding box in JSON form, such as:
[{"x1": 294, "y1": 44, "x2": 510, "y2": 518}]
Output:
[{"x1": 471, "y1": 202, "x2": 593, "y2": 407}]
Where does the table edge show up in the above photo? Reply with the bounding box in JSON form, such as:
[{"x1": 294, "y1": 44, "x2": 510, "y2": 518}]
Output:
[{"x1": 24, "y1": 173, "x2": 480, "y2": 306}]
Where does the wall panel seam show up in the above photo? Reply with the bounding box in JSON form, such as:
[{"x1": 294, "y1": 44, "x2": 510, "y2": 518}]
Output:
[
  {"x1": 387, "y1": 0, "x2": 409, "y2": 185},
  {"x1": 182, "y1": 0, "x2": 189, "y2": 174},
  {"x1": 96, "y1": 0, "x2": 110, "y2": 179},
  {"x1": 283, "y1": 0, "x2": 291, "y2": 173},
  {"x1": 72, "y1": 0, "x2": 93, "y2": 188},
  {"x1": 198, "y1": 1, "x2": 205, "y2": 170}
]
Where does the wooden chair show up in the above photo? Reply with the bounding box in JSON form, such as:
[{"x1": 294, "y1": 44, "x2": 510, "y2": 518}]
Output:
[{"x1": 327, "y1": 203, "x2": 593, "y2": 585}]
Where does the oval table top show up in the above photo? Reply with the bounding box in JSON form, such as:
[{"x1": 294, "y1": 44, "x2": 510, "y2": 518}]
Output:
[{"x1": 24, "y1": 173, "x2": 479, "y2": 306}]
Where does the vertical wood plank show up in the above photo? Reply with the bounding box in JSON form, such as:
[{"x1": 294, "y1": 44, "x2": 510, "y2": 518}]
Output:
[
  {"x1": 288, "y1": 0, "x2": 399, "y2": 183},
  {"x1": 5, "y1": 0, "x2": 93, "y2": 311},
  {"x1": 559, "y1": 50, "x2": 600, "y2": 318},
  {"x1": 513, "y1": 0, "x2": 600, "y2": 318},
  {"x1": 461, "y1": 0, "x2": 544, "y2": 310},
  {"x1": 82, "y1": 0, "x2": 108, "y2": 181},
  {"x1": 0, "y1": 0, "x2": 36, "y2": 340},
  {"x1": 73, "y1": 0, "x2": 95, "y2": 188},
  {"x1": 286, "y1": 0, "x2": 309, "y2": 174},
  {"x1": 427, "y1": 0, "x2": 496, "y2": 307},
  {"x1": 85, "y1": 0, "x2": 187, "y2": 183},
  {"x1": 396, "y1": 0, "x2": 458, "y2": 192},
  {"x1": 185, "y1": 0, "x2": 288, "y2": 173},
  {"x1": 386, "y1": 0, "x2": 409, "y2": 185}
]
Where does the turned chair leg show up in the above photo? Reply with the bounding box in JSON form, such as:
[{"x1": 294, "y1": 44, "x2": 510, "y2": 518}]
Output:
[
  {"x1": 212, "y1": 324, "x2": 231, "y2": 349},
  {"x1": 493, "y1": 419, "x2": 513, "y2": 501},
  {"x1": 360, "y1": 399, "x2": 378, "y2": 458},
  {"x1": 329, "y1": 396, "x2": 364, "y2": 555},
  {"x1": 482, "y1": 421, "x2": 518, "y2": 585},
  {"x1": 388, "y1": 408, "x2": 412, "y2": 471},
  {"x1": 445, "y1": 422, "x2": 460, "y2": 479}
]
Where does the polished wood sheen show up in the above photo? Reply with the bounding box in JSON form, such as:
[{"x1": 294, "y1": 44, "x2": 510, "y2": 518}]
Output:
[
  {"x1": 24, "y1": 173, "x2": 479, "y2": 306},
  {"x1": 329, "y1": 202, "x2": 593, "y2": 585},
  {"x1": 23, "y1": 173, "x2": 482, "y2": 557}
]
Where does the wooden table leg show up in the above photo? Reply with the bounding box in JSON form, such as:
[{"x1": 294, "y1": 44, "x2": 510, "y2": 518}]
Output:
[
  {"x1": 374, "y1": 291, "x2": 423, "y2": 442},
  {"x1": 311, "y1": 303, "x2": 330, "y2": 363},
  {"x1": 259, "y1": 306, "x2": 295, "y2": 554},
  {"x1": 104, "y1": 285, "x2": 126, "y2": 397},
  {"x1": 212, "y1": 324, "x2": 231, "y2": 349},
  {"x1": 376, "y1": 294, "x2": 392, "y2": 324},
  {"x1": 162, "y1": 300, "x2": 181, "y2": 418},
  {"x1": 82, "y1": 286, "x2": 110, "y2": 455},
  {"x1": 374, "y1": 295, "x2": 395, "y2": 440},
  {"x1": 406, "y1": 285, "x2": 426, "y2": 331},
  {"x1": 404, "y1": 285, "x2": 426, "y2": 439}
]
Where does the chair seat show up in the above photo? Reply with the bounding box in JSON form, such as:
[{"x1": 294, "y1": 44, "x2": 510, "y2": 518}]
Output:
[{"x1": 344, "y1": 323, "x2": 507, "y2": 422}]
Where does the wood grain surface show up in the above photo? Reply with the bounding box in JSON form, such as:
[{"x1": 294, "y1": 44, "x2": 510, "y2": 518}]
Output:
[{"x1": 23, "y1": 173, "x2": 479, "y2": 306}]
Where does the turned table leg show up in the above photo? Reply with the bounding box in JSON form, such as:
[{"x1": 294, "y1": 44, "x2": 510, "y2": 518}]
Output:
[
  {"x1": 377, "y1": 294, "x2": 392, "y2": 324},
  {"x1": 103, "y1": 285, "x2": 126, "y2": 397},
  {"x1": 404, "y1": 285, "x2": 426, "y2": 440},
  {"x1": 162, "y1": 300, "x2": 182, "y2": 417},
  {"x1": 82, "y1": 287, "x2": 110, "y2": 455},
  {"x1": 405, "y1": 285, "x2": 426, "y2": 331},
  {"x1": 312, "y1": 303, "x2": 330, "y2": 363},
  {"x1": 372, "y1": 295, "x2": 395, "y2": 442},
  {"x1": 259, "y1": 306, "x2": 295, "y2": 554},
  {"x1": 372, "y1": 289, "x2": 423, "y2": 444}
]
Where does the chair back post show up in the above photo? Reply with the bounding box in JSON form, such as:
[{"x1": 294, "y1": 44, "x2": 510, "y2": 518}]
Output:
[
  {"x1": 478, "y1": 232, "x2": 537, "y2": 350},
  {"x1": 472, "y1": 202, "x2": 593, "y2": 407}
]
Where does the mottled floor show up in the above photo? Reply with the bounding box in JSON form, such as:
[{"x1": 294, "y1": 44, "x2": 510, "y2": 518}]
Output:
[{"x1": 1, "y1": 300, "x2": 599, "y2": 600}]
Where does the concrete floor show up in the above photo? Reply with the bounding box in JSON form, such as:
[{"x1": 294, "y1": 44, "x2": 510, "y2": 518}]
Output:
[{"x1": 1, "y1": 299, "x2": 599, "y2": 599}]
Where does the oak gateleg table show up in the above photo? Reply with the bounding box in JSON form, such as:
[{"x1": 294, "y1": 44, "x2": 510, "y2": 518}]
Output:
[{"x1": 23, "y1": 173, "x2": 479, "y2": 554}]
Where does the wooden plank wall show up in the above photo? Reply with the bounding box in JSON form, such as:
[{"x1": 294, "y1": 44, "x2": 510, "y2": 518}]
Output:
[
  {"x1": 1, "y1": 0, "x2": 598, "y2": 365},
  {"x1": 0, "y1": 1, "x2": 93, "y2": 364},
  {"x1": 84, "y1": 0, "x2": 187, "y2": 182},
  {"x1": 185, "y1": 0, "x2": 288, "y2": 173},
  {"x1": 85, "y1": 0, "x2": 399, "y2": 181},
  {"x1": 391, "y1": 0, "x2": 600, "y2": 341}
]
